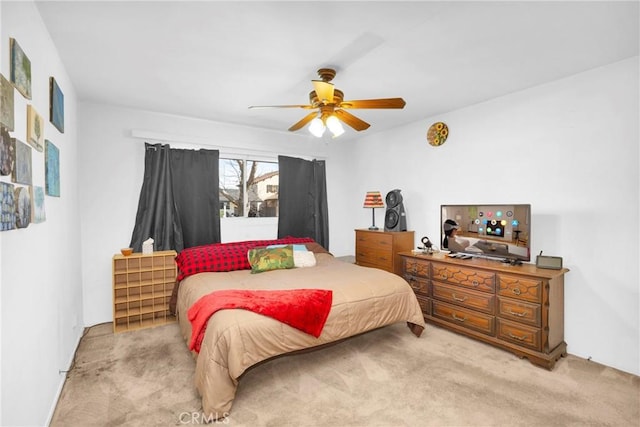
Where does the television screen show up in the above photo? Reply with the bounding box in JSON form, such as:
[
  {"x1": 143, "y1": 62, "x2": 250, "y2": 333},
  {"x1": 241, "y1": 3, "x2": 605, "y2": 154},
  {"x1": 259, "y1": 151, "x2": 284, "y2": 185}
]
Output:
[{"x1": 440, "y1": 204, "x2": 531, "y2": 262}]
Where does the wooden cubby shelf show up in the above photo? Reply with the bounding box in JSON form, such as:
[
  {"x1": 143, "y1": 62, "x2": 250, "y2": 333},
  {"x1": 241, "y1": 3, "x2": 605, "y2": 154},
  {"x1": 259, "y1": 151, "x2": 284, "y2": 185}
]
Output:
[{"x1": 112, "y1": 250, "x2": 177, "y2": 333}]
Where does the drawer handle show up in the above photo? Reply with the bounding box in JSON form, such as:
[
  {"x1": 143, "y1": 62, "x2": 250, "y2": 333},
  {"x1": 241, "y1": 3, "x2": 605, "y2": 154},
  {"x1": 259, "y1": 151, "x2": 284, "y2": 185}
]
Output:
[
  {"x1": 441, "y1": 274, "x2": 448, "y2": 280},
  {"x1": 472, "y1": 280, "x2": 479, "y2": 287},
  {"x1": 508, "y1": 310, "x2": 527, "y2": 317},
  {"x1": 512, "y1": 288, "x2": 522, "y2": 295},
  {"x1": 508, "y1": 332, "x2": 528, "y2": 341},
  {"x1": 452, "y1": 294, "x2": 467, "y2": 302},
  {"x1": 452, "y1": 313, "x2": 467, "y2": 322}
]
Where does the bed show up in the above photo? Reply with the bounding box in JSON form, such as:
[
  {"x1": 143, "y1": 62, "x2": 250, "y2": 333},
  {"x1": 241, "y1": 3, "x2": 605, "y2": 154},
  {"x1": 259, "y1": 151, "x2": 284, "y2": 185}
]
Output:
[{"x1": 174, "y1": 239, "x2": 426, "y2": 418}]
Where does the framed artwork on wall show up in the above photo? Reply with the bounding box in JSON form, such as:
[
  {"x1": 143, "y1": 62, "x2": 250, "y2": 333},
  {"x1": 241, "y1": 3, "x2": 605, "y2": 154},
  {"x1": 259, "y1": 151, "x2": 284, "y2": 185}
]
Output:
[
  {"x1": 26, "y1": 105, "x2": 44, "y2": 152},
  {"x1": 31, "y1": 186, "x2": 45, "y2": 223},
  {"x1": 0, "y1": 74, "x2": 15, "y2": 131},
  {"x1": 0, "y1": 126, "x2": 15, "y2": 176},
  {"x1": 10, "y1": 38, "x2": 32, "y2": 100},
  {"x1": 12, "y1": 138, "x2": 32, "y2": 185},
  {"x1": 45, "y1": 140, "x2": 60, "y2": 197},
  {"x1": 14, "y1": 186, "x2": 31, "y2": 228},
  {"x1": 49, "y1": 77, "x2": 64, "y2": 133},
  {"x1": 1, "y1": 181, "x2": 16, "y2": 231}
]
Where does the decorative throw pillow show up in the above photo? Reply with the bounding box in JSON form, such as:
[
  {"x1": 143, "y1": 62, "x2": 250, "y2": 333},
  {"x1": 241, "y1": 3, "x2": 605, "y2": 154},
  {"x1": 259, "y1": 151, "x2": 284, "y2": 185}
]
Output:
[
  {"x1": 293, "y1": 250, "x2": 316, "y2": 268},
  {"x1": 248, "y1": 245, "x2": 295, "y2": 274},
  {"x1": 266, "y1": 244, "x2": 317, "y2": 267}
]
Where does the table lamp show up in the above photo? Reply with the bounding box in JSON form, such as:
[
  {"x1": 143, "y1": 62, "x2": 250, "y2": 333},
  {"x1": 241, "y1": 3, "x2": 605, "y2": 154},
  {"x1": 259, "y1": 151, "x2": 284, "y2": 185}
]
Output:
[{"x1": 363, "y1": 191, "x2": 385, "y2": 230}]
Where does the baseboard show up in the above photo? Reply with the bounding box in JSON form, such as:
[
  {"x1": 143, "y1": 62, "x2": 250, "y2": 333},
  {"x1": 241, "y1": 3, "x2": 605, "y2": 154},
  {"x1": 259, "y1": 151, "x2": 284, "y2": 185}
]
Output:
[{"x1": 45, "y1": 328, "x2": 85, "y2": 426}]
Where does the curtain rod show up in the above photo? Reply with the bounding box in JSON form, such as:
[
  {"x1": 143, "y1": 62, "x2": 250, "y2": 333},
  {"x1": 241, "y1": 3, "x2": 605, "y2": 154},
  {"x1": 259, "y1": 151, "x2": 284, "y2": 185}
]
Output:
[{"x1": 130, "y1": 129, "x2": 327, "y2": 161}]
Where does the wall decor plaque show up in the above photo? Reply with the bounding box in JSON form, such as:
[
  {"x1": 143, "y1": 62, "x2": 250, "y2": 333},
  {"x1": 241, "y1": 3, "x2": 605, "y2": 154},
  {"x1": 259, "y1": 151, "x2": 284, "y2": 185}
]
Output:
[
  {"x1": 27, "y1": 105, "x2": 44, "y2": 152},
  {"x1": 1, "y1": 181, "x2": 16, "y2": 231},
  {"x1": 14, "y1": 185, "x2": 31, "y2": 228},
  {"x1": 10, "y1": 38, "x2": 31, "y2": 100},
  {"x1": 31, "y1": 186, "x2": 45, "y2": 223},
  {"x1": 0, "y1": 74, "x2": 15, "y2": 131},
  {"x1": 50, "y1": 77, "x2": 64, "y2": 133},
  {"x1": 0, "y1": 126, "x2": 15, "y2": 176},
  {"x1": 45, "y1": 140, "x2": 60, "y2": 197},
  {"x1": 427, "y1": 122, "x2": 449, "y2": 147},
  {"x1": 12, "y1": 139, "x2": 32, "y2": 185}
]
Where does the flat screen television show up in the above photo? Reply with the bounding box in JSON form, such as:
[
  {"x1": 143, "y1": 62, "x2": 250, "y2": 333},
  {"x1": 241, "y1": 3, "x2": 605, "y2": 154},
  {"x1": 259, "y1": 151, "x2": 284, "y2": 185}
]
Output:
[{"x1": 440, "y1": 204, "x2": 531, "y2": 262}]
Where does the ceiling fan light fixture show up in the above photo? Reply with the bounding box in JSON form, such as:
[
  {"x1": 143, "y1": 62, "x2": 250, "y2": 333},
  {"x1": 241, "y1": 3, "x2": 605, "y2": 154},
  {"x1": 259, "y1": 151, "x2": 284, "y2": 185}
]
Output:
[
  {"x1": 250, "y1": 68, "x2": 404, "y2": 136},
  {"x1": 326, "y1": 115, "x2": 344, "y2": 137},
  {"x1": 309, "y1": 117, "x2": 325, "y2": 137}
]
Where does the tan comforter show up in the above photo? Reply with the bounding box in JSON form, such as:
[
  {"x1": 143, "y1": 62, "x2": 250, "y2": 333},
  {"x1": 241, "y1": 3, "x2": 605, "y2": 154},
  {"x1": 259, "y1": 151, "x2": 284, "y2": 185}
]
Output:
[{"x1": 176, "y1": 253, "x2": 425, "y2": 417}]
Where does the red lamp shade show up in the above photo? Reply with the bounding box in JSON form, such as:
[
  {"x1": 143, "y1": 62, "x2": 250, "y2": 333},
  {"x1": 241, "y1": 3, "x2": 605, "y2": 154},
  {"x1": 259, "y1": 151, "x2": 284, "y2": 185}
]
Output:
[
  {"x1": 363, "y1": 191, "x2": 384, "y2": 230},
  {"x1": 363, "y1": 191, "x2": 384, "y2": 209}
]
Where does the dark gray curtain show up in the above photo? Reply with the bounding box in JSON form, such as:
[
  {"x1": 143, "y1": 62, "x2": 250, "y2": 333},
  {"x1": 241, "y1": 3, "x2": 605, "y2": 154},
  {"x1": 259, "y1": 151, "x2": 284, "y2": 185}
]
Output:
[
  {"x1": 130, "y1": 143, "x2": 220, "y2": 253},
  {"x1": 169, "y1": 147, "x2": 220, "y2": 248},
  {"x1": 277, "y1": 155, "x2": 329, "y2": 249}
]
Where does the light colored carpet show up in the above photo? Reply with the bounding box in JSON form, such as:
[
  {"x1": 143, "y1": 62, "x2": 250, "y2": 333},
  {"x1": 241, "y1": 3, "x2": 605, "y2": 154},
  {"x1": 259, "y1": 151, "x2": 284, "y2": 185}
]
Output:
[{"x1": 50, "y1": 321, "x2": 639, "y2": 426}]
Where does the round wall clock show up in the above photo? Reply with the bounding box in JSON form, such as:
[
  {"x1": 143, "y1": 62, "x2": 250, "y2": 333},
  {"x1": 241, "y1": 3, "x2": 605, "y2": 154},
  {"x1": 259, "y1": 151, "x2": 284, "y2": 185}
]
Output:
[{"x1": 427, "y1": 122, "x2": 449, "y2": 147}]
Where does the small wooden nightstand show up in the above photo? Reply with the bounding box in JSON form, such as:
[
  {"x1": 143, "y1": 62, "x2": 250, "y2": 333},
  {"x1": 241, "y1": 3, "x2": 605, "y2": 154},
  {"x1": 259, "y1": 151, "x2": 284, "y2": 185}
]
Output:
[
  {"x1": 355, "y1": 229, "x2": 414, "y2": 276},
  {"x1": 112, "y1": 250, "x2": 177, "y2": 333}
]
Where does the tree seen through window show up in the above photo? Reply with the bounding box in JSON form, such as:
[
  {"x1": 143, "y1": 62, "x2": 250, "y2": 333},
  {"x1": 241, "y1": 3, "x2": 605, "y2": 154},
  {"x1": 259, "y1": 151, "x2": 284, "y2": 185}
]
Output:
[{"x1": 219, "y1": 158, "x2": 279, "y2": 217}]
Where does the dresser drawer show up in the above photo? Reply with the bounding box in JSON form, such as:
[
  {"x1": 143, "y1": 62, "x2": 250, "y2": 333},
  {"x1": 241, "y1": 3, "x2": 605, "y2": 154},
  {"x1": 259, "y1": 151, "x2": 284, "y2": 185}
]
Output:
[
  {"x1": 432, "y1": 301, "x2": 495, "y2": 336},
  {"x1": 497, "y1": 318, "x2": 541, "y2": 351},
  {"x1": 431, "y1": 263, "x2": 495, "y2": 293},
  {"x1": 498, "y1": 297, "x2": 541, "y2": 327},
  {"x1": 432, "y1": 281, "x2": 495, "y2": 314},
  {"x1": 498, "y1": 275, "x2": 542, "y2": 303},
  {"x1": 356, "y1": 248, "x2": 393, "y2": 270},
  {"x1": 415, "y1": 294, "x2": 431, "y2": 316},
  {"x1": 405, "y1": 275, "x2": 429, "y2": 296},
  {"x1": 404, "y1": 257, "x2": 430, "y2": 278},
  {"x1": 356, "y1": 232, "x2": 393, "y2": 249}
]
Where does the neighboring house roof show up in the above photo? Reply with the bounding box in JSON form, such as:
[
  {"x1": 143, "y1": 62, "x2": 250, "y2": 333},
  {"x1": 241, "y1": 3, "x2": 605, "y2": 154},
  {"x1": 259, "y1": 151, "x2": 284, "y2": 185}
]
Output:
[
  {"x1": 220, "y1": 187, "x2": 262, "y2": 202},
  {"x1": 252, "y1": 171, "x2": 278, "y2": 183},
  {"x1": 220, "y1": 189, "x2": 239, "y2": 202}
]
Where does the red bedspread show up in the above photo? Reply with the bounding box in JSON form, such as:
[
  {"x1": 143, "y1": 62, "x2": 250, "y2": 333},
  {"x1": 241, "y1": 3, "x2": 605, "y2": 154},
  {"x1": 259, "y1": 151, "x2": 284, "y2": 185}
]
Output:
[{"x1": 188, "y1": 289, "x2": 333, "y2": 353}]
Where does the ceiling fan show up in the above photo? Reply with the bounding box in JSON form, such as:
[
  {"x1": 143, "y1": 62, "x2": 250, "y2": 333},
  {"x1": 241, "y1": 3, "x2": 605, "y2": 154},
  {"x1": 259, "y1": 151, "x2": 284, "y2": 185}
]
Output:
[{"x1": 249, "y1": 68, "x2": 406, "y2": 137}]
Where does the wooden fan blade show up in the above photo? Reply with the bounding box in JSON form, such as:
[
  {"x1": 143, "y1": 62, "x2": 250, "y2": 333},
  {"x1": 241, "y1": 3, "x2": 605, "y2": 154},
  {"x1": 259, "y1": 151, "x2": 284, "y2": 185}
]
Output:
[
  {"x1": 288, "y1": 112, "x2": 319, "y2": 132},
  {"x1": 338, "y1": 98, "x2": 406, "y2": 109},
  {"x1": 312, "y1": 81, "x2": 335, "y2": 105},
  {"x1": 248, "y1": 104, "x2": 314, "y2": 109},
  {"x1": 333, "y1": 109, "x2": 370, "y2": 131}
]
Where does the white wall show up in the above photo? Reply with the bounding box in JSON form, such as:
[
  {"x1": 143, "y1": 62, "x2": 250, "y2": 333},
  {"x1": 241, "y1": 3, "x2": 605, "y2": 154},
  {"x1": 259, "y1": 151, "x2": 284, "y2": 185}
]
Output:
[
  {"x1": 327, "y1": 57, "x2": 639, "y2": 376},
  {"x1": 0, "y1": 2, "x2": 83, "y2": 426},
  {"x1": 77, "y1": 104, "x2": 328, "y2": 326}
]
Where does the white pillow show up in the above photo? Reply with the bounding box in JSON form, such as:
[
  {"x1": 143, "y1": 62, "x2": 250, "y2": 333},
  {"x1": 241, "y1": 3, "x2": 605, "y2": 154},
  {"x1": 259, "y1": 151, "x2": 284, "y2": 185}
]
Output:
[{"x1": 293, "y1": 251, "x2": 316, "y2": 268}]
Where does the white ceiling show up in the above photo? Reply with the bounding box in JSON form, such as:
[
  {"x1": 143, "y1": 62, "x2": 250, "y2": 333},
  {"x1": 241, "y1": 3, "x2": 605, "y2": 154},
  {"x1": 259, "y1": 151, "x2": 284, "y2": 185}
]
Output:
[{"x1": 35, "y1": 1, "x2": 639, "y2": 141}]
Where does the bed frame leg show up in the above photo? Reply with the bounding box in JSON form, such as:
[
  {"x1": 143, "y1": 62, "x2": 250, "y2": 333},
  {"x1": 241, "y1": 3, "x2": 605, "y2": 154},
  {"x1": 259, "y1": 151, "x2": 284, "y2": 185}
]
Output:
[{"x1": 407, "y1": 322, "x2": 424, "y2": 337}]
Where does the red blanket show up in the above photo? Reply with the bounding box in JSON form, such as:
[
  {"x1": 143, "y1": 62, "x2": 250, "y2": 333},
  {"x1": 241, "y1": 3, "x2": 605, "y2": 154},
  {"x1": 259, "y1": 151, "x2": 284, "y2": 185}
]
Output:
[{"x1": 188, "y1": 289, "x2": 333, "y2": 353}]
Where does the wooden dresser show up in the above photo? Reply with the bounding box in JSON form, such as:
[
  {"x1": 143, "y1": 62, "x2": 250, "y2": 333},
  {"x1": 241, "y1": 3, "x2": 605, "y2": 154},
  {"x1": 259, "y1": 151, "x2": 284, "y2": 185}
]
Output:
[
  {"x1": 355, "y1": 229, "x2": 414, "y2": 276},
  {"x1": 400, "y1": 251, "x2": 568, "y2": 369}
]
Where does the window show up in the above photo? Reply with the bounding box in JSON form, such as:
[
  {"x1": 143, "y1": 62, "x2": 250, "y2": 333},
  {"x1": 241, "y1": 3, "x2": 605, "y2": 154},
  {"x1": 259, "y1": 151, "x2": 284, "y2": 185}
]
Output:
[{"x1": 219, "y1": 158, "x2": 279, "y2": 218}]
